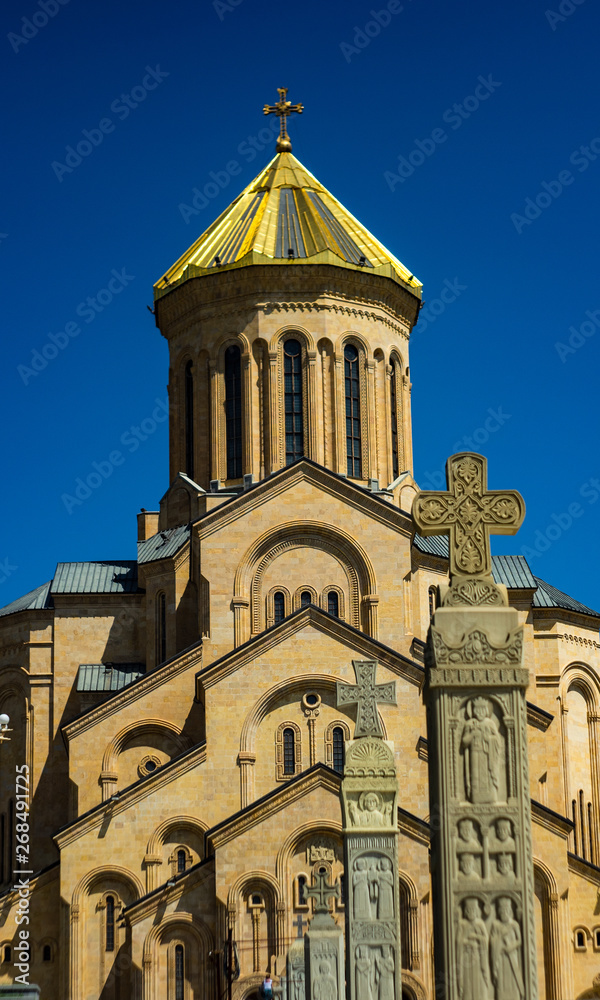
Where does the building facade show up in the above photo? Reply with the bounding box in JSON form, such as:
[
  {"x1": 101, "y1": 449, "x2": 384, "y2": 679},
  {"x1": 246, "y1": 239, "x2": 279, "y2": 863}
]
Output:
[{"x1": 1, "y1": 144, "x2": 600, "y2": 1000}]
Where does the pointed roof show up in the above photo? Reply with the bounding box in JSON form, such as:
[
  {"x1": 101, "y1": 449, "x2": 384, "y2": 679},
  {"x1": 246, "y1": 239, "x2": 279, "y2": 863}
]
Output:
[{"x1": 155, "y1": 152, "x2": 421, "y2": 300}]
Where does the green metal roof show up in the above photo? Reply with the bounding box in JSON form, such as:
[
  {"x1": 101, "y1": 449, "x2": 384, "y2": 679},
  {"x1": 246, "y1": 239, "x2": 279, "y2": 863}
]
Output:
[
  {"x1": 138, "y1": 524, "x2": 190, "y2": 564},
  {"x1": 52, "y1": 561, "x2": 139, "y2": 594},
  {"x1": 76, "y1": 663, "x2": 146, "y2": 692},
  {"x1": 0, "y1": 581, "x2": 53, "y2": 618},
  {"x1": 533, "y1": 577, "x2": 600, "y2": 618}
]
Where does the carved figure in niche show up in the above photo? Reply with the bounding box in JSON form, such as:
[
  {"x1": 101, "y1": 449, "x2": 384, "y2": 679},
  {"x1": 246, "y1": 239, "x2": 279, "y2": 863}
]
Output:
[
  {"x1": 375, "y1": 858, "x2": 395, "y2": 919},
  {"x1": 313, "y1": 959, "x2": 337, "y2": 1000},
  {"x1": 460, "y1": 698, "x2": 503, "y2": 804},
  {"x1": 489, "y1": 897, "x2": 524, "y2": 1000},
  {"x1": 458, "y1": 853, "x2": 480, "y2": 880},
  {"x1": 309, "y1": 840, "x2": 335, "y2": 864},
  {"x1": 490, "y1": 818, "x2": 515, "y2": 853},
  {"x1": 375, "y1": 945, "x2": 395, "y2": 1000},
  {"x1": 291, "y1": 966, "x2": 305, "y2": 1000},
  {"x1": 456, "y1": 898, "x2": 491, "y2": 1000},
  {"x1": 495, "y1": 853, "x2": 515, "y2": 883},
  {"x1": 355, "y1": 945, "x2": 375, "y2": 1000},
  {"x1": 353, "y1": 859, "x2": 372, "y2": 920},
  {"x1": 349, "y1": 792, "x2": 390, "y2": 827},
  {"x1": 457, "y1": 818, "x2": 481, "y2": 853}
]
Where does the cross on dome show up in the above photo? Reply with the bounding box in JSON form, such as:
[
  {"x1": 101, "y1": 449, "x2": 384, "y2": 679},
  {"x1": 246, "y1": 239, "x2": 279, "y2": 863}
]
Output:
[
  {"x1": 412, "y1": 452, "x2": 525, "y2": 579},
  {"x1": 263, "y1": 87, "x2": 304, "y2": 152}
]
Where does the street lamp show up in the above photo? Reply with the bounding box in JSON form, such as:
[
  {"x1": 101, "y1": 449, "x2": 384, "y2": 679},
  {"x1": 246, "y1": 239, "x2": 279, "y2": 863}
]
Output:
[{"x1": 0, "y1": 714, "x2": 12, "y2": 742}]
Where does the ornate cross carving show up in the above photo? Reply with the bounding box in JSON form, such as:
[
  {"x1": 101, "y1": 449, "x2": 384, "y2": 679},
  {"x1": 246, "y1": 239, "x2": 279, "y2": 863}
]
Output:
[
  {"x1": 412, "y1": 452, "x2": 525, "y2": 579},
  {"x1": 294, "y1": 913, "x2": 307, "y2": 938},
  {"x1": 263, "y1": 87, "x2": 304, "y2": 152},
  {"x1": 303, "y1": 869, "x2": 340, "y2": 914},
  {"x1": 336, "y1": 660, "x2": 396, "y2": 739}
]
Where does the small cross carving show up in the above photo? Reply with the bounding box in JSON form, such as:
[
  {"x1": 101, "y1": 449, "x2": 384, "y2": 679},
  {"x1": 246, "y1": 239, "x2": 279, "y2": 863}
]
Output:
[
  {"x1": 294, "y1": 913, "x2": 307, "y2": 938},
  {"x1": 263, "y1": 87, "x2": 304, "y2": 152},
  {"x1": 303, "y1": 869, "x2": 340, "y2": 914},
  {"x1": 336, "y1": 660, "x2": 396, "y2": 739},
  {"x1": 412, "y1": 452, "x2": 525, "y2": 579}
]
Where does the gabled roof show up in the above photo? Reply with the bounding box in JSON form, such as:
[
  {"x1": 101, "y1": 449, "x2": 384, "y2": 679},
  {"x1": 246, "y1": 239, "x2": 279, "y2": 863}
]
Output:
[
  {"x1": 52, "y1": 561, "x2": 139, "y2": 594},
  {"x1": 155, "y1": 151, "x2": 421, "y2": 299},
  {"x1": 138, "y1": 523, "x2": 190, "y2": 564},
  {"x1": 533, "y1": 577, "x2": 600, "y2": 618},
  {"x1": 0, "y1": 580, "x2": 52, "y2": 618}
]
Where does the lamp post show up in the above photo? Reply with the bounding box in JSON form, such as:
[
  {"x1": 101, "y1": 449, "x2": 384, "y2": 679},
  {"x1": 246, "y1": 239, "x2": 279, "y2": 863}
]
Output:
[{"x1": 0, "y1": 713, "x2": 11, "y2": 742}]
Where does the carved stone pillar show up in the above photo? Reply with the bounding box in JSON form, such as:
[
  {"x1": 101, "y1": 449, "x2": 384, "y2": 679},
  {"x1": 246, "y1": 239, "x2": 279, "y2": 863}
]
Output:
[
  {"x1": 366, "y1": 359, "x2": 377, "y2": 480},
  {"x1": 232, "y1": 596, "x2": 250, "y2": 647},
  {"x1": 587, "y1": 712, "x2": 600, "y2": 864},
  {"x1": 402, "y1": 374, "x2": 413, "y2": 475},
  {"x1": 242, "y1": 352, "x2": 253, "y2": 476},
  {"x1": 408, "y1": 899, "x2": 420, "y2": 970},
  {"x1": 209, "y1": 361, "x2": 219, "y2": 482},
  {"x1": 143, "y1": 953, "x2": 153, "y2": 1000},
  {"x1": 69, "y1": 903, "x2": 80, "y2": 1000},
  {"x1": 268, "y1": 351, "x2": 279, "y2": 473},
  {"x1": 384, "y1": 364, "x2": 394, "y2": 485},
  {"x1": 143, "y1": 854, "x2": 162, "y2": 893},
  {"x1": 307, "y1": 349, "x2": 319, "y2": 463},
  {"x1": 361, "y1": 594, "x2": 379, "y2": 640},
  {"x1": 100, "y1": 770, "x2": 118, "y2": 801},
  {"x1": 546, "y1": 892, "x2": 563, "y2": 1000},
  {"x1": 238, "y1": 751, "x2": 256, "y2": 809}
]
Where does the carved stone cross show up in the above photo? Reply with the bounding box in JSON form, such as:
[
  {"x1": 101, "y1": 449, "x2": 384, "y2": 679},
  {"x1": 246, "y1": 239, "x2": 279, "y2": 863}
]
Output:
[
  {"x1": 336, "y1": 659, "x2": 396, "y2": 739},
  {"x1": 294, "y1": 913, "x2": 307, "y2": 938},
  {"x1": 303, "y1": 869, "x2": 340, "y2": 914},
  {"x1": 412, "y1": 452, "x2": 525, "y2": 579}
]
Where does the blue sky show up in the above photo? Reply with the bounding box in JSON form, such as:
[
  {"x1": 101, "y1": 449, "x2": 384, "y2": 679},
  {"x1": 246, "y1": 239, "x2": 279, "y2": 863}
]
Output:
[{"x1": 2, "y1": 0, "x2": 600, "y2": 614}]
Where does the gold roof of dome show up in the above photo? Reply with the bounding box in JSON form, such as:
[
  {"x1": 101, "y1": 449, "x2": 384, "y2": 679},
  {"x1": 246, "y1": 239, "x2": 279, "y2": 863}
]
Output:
[{"x1": 154, "y1": 150, "x2": 421, "y2": 301}]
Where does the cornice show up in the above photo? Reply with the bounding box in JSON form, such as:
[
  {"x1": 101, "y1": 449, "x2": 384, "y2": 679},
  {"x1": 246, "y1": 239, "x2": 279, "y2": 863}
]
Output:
[
  {"x1": 122, "y1": 858, "x2": 215, "y2": 925},
  {"x1": 526, "y1": 701, "x2": 554, "y2": 731},
  {"x1": 54, "y1": 743, "x2": 207, "y2": 849},
  {"x1": 196, "y1": 605, "x2": 424, "y2": 693},
  {"x1": 567, "y1": 852, "x2": 600, "y2": 885},
  {"x1": 531, "y1": 799, "x2": 573, "y2": 838},
  {"x1": 62, "y1": 641, "x2": 202, "y2": 743},
  {"x1": 397, "y1": 806, "x2": 430, "y2": 847},
  {"x1": 0, "y1": 860, "x2": 59, "y2": 905},
  {"x1": 196, "y1": 461, "x2": 412, "y2": 540}
]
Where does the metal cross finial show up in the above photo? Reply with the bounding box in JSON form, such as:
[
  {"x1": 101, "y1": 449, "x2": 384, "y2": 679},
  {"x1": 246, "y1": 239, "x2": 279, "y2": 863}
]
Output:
[
  {"x1": 412, "y1": 452, "x2": 525, "y2": 579},
  {"x1": 303, "y1": 869, "x2": 340, "y2": 914},
  {"x1": 263, "y1": 87, "x2": 304, "y2": 153},
  {"x1": 336, "y1": 660, "x2": 396, "y2": 739}
]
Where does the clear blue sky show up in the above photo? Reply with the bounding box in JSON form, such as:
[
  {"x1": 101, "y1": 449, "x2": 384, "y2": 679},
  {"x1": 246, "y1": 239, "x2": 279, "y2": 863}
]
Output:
[{"x1": 2, "y1": 0, "x2": 600, "y2": 614}]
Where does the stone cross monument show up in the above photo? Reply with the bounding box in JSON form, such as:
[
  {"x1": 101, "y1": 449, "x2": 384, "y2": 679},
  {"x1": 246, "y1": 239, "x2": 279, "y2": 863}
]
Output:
[
  {"x1": 337, "y1": 660, "x2": 402, "y2": 1000},
  {"x1": 303, "y1": 868, "x2": 344, "y2": 1000},
  {"x1": 413, "y1": 452, "x2": 538, "y2": 1000}
]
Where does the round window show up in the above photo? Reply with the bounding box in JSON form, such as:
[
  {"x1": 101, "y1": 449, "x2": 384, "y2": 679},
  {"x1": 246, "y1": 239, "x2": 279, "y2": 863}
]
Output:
[{"x1": 138, "y1": 755, "x2": 162, "y2": 778}]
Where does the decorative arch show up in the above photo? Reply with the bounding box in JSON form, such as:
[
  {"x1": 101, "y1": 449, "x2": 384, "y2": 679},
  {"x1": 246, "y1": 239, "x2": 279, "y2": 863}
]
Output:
[
  {"x1": 560, "y1": 665, "x2": 600, "y2": 863},
  {"x1": 533, "y1": 858, "x2": 562, "y2": 1000},
  {"x1": 266, "y1": 585, "x2": 291, "y2": 629},
  {"x1": 269, "y1": 324, "x2": 316, "y2": 354},
  {"x1": 398, "y1": 870, "x2": 420, "y2": 971},
  {"x1": 561, "y1": 662, "x2": 600, "y2": 708},
  {"x1": 401, "y1": 971, "x2": 427, "y2": 1000},
  {"x1": 334, "y1": 330, "x2": 372, "y2": 359},
  {"x1": 142, "y1": 911, "x2": 213, "y2": 1000},
  {"x1": 146, "y1": 815, "x2": 208, "y2": 856},
  {"x1": 274, "y1": 821, "x2": 343, "y2": 944},
  {"x1": 341, "y1": 336, "x2": 368, "y2": 479},
  {"x1": 321, "y1": 585, "x2": 345, "y2": 620},
  {"x1": 275, "y1": 721, "x2": 302, "y2": 780},
  {"x1": 324, "y1": 720, "x2": 351, "y2": 771},
  {"x1": 293, "y1": 585, "x2": 318, "y2": 611},
  {"x1": 233, "y1": 520, "x2": 378, "y2": 640},
  {"x1": 101, "y1": 720, "x2": 191, "y2": 773}
]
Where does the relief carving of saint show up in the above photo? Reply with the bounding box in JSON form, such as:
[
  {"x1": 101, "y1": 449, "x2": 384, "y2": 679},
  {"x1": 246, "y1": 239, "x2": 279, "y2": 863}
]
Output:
[
  {"x1": 355, "y1": 945, "x2": 374, "y2": 1000},
  {"x1": 456, "y1": 898, "x2": 491, "y2": 1000},
  {"x1": 375, "y1": 945, "x2": 395, "y2": 1000},
  {"x1": 460, "y1": 698, "x2": 503, "y2": 803},
  {"x1": 313, "y1": 959, "x2": 337, "y2": 1000},
  {"x1": 349, "y1": 792, "x2": 391, "y2": 827},
  {"x1": 489, "y1": 897, "x2": 525, "y2": 1000},
  {"x1": 353, "y1": 859, "x2": 372, "y2": 920},
  {"x1": 375, "y1": 858, "x2": 395, "y2": 920}
]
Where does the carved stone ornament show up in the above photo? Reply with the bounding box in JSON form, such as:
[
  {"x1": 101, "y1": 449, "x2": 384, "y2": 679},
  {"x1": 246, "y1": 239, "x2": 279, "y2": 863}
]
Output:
[
  {"x1": 344, "y1": 738, "x2": 396, "y2": 778},
  {"x1": 431, "y1": 627, "x2": 523, "y2": 665},
  {"x1": 308, "y1": 839, "x2": 336, "y2": 864},
  {"x1": 442, "y1": 577, "x2": 506, "y2": 608},
  {"x1": 336, "y1": 660, "x2": 396, "y2": 739},
  {"x1": 412, "y1": 452, "x2": 525, "y2": 582}
]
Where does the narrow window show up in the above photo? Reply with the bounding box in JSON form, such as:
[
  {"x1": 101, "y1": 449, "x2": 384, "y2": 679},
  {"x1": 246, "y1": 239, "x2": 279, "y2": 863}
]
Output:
[
  {"x1": 284, "y1": 339, "x2": 304, "y2": 465},
  {"x1": 344, "y1": 345, "x2": 362, "y2": 477},
  {"x1": 175, "y1": 944, "x2": 184, "y2": 1000},
  {"x1": 300, "y1": 591, "x2": 312, "y2": 608},
  {"x1": 576, "y1": 930, "x2": 586, "y2": 949},
  {"x1": 332, "y1": 727, "x2": 345, "y2": 773},
  {"x1": 156, "y1": 592, "x2": 167, "y2": 663},
  {"x1": 0, "y1": 814, "x2": 4, "y2": 883},
  {"x1": 297, "y1": 875, "x2": 307, "y2": 907},
  {"x1": 572, "y1": 799, "x2": 578, "y2": 856},
  {"x1": 283, "y1": 728, "x2": 296, "y2": 775},
  {"x1": 105, "y1": 896, "x2": 115, "y2": 952},
  {"x1": 327, "y1": 591, "x2": 339, "y2": 617},
  {"x1": 428, "y1": 586, "x2": 437, "y2": 621},
  {"x1": 225, "y1": 345, "x2": 242, "y2": 479},
  {"x1": 8, "y1": 801, "x2": 13, "y2": 878},
  {"x1": 2, "y1": 946, "x2": 11, "y2": 963},
  {"x1": 390, "y1": 359, "x2": 399, "y2": 480},
  {"x1": 177, "y1": 849, "x2": 187, "y2": 873},
  {"x1": 43, "y1": 945, "x2": 52, "y2": 962},
  {"x1": 184, "y1": 361, "x2": 194, "y2": 479},
  {"x1": 595, "y1": 928, "x2": 600, "y2": 949},
  {"x1": 273, "y1": 592, "x2": 285, "y2": 625}
]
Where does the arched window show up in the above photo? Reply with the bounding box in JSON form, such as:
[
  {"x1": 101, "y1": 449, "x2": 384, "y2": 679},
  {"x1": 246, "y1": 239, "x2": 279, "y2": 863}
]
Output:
[
  {"x1": 296, "y1": 875, "x2": 308, "y2": 908},
  {"x1": 575, "y1": 929, "x2": 587, "y2": 951},
  {"x1": 332, "y1": 727, "x2": 345, "y2": 773},
  {"x1": 344, "y1": 344, "x2": 362, "y2": 477},
  {"x1": 428, "y1": 586, "x2": 437, "y2": 621},
  {"x1": 284, "y1": 339, "x2": 304, "y2": 465},
  {"x1": 225, "y1": 345, "x2": 242, "y2": 479},
  {"x1": 184, "y1": 361, "x2": 194, "y2": 479},
  {"x1": 43, "y1": 944, "x2": 52, "y2": 962},
  {"x1": 327, "y1": 591, "x2": 339, "y2": 617},
  {"x1": 2, "y1": 946, "x2": 11, "y2": 963},
  {"x1": 390, "y1": 359, "x2": 399, "y2": 480},
  {"x1": 300, "y1": 590, "x2": 312, "y2": 608},
  {"x1": 177, "y1": 849, "x2": 187, "y2": 873},
  {"x1": 283, "y1": 728, "x2": 296, "y2": 775},
  {"x1": 156, "y1": 592, "x2": 167, "y2": 664},
  {"x1": 175, "y1": 944, "x2": 185, "y2": 1000},
  {"x1": 105, "y1": 895, "x2": 115, "y2": 952},
  {"x1": 273, "y1": 592, "x2": 286, "y2": 625}
]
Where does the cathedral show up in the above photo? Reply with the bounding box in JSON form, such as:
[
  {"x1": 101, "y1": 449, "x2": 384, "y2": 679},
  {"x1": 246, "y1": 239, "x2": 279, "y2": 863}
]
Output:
[{"x1": 1, "y1": 93, "x2": 600, "y2": 1000}]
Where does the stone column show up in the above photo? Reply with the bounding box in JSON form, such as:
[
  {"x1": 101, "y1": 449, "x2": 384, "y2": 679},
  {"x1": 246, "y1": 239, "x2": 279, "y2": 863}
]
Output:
[
  {"x1": 268, "y1": 350, "x2": 279, "y2": 473},
  {"x1": 337, "y1": 660, "x2": 402, "y2": 1000},
  {"x1": 209, "y1": 361, "x2": 220, "y2": 482},
  {"x1": 242, "y1": 351, "x2": 253, "y2": 476},
  {"x1": 413, "y1": 452, "x2": 538, "y2": 1000}
]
